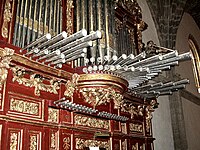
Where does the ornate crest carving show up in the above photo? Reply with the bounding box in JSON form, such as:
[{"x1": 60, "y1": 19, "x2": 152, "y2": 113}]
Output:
[
  {"x1": 0, "y1": 47, "x2": 14, "y2": 85},
  {"x1": 12, "y1": 66, "x2": 60, "y2": 96}
]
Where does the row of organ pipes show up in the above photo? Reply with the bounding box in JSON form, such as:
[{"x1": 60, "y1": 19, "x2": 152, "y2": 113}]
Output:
[
  {"x1": 20, "y1": 28, "x2": 192, "y2": 99},
  {"x1": 18, "y1": 0, "x2": 192, "y2": 99}
]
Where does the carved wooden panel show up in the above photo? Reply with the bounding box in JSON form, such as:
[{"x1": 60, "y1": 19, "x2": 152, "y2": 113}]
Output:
[
  {"x1": 49, "y1": 129, "x2": 59, "y2": 150},
  {"x1": 7, "y1": 93, "x2": 44, "y2": 121},
  {"x1": 60, "y1": 131, "x2": 71, "y2": 150},
  {"x1": 7, "y1": 128, "x2": 23, "y2": 150}
]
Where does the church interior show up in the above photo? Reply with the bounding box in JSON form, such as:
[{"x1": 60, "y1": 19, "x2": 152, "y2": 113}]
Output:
[{"x1": 0, "y1": 0, "x2": 199, "y2": 150}]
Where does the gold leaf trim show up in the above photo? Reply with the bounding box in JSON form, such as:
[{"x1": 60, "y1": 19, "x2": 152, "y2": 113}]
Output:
[
  {"x1": 12, "y1": 66, "x2": 60, "y2": 96},
  {"x1": 74, "y1": 114, "x2": 109, "y2": 130},
  {"x1": 64, "y1": 73, "x2": 79, "y2": 97},
  {"x1": 66, "y1": 0, "x2": 74, "y2": 35},
  {"x1": 2, "y1": 0, "x2": 12, "y2": 38},
  {"x1": 129, "y1": 123, "x2": 143, "y2": 133},
  {"x1": 80, "y1": 87, "x2": 123, "y2": 107},
  {"x1": 63, "y1": 137, "x2": 70, "y2": 150},
  {"x1": 48, "y1": 107, "x2": 59, "y2": 123},
  {"x1": 10, "y1": 98, "x2": 39, "y2": 115},
  {"x1": 75, "y1": 138, "x2": 110, "y2": 150},
  {"x1": 0, "y1": 47, "x2": 14, "y2": 85}
]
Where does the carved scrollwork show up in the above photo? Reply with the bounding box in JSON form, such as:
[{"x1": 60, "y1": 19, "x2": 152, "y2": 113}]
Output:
[
  {"x1": 10, "y1": 98, "x2": 39, "y2": 115},
  {"x1": 30, "y1": 135, "x2": 37, "y2": 150},
  {"x1": 66, "y1": 0, "x2": 74, "y2": 35},
  {"x1": 74, "y1": 114, "x2": 109, "y2": 129},
  {"x1": 129, "y1": 123, "x2": 143, "y2": 133},
  {"x1": 64, "y1": 73, "x2": 79, "y2": 98},
  {"x1": 145, "y1": 99, "x2": 157, "y2": 133},
  {"x1": 48, "y1": 108, "x2": 59, "y2": 123},
  {"x1": 75, "y1": 138, "x2": 110, "y2": 150},
  {"x1": 2, "y1": 0, "x2": 12, "y2": 38},
  {"x1": 80, "y1": 87, "x2": 123, "y2": 107},
  {"x1": 10, "y1": 132, "x2": 18, "y2": 150},
  {"x1": 0, "y1": 47, "x2": 14, "y2": 85},
  {"x1": 121, "y1": 103, "x2": 144, "y2": 119},
  {"x1": 12, "y1": 66, "x2": 60, "y2": 96},
  {"x1": 116, "y1": 0, "x2": 142, "y2": 15},
  {"x1": 63, "y1": 137, "x2": 70, "y2": 150}
]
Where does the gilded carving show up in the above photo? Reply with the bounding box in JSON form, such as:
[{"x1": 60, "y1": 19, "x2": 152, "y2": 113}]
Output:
[
  {"x1": 80, "y1": 87, "x2": 123, "y2": 107},
  {"x1": 48, "y1": 107, "x2": 59, "y2": 123},
  {"x1": 121, "y1": 123, "x2": 127, "y2": 134},
  {"x1": 129, "y1": 123, "x2": 143, "y2": 133},
  {"x1": 122, "y1": 140, "x2": 127, "y2": 150},
  {"x1": 64, "y1": 73, "x2": 79, "y2": 97},
  {"x1": 75, "y1": 138, "x2": 109, "y2": 150},
  {"x1": 145, "y1": 100, "x2": 157, "y2": 133},
  {"x1": 2, "y1": 0, "x2": 12, "y2": 38},
  {"x1": 66, "y1": 0, "x2": 74, "y2": 35},
  {"x1": 132, "y1": 143, "x2": 138, "y2": 150},
  {"x1": 30, "y1": 135, "x2": 37, "y2": 150},
  {"x1": 10, "y1": 132, "x2": 18, "y2": 150},
  {"x1": 10, "y1": 98, "x2": 39, "y2": 115},
  {"x1": 12, "y1": 66, "x2": 60, "y2": 96},
  {"x1": 0, "y1": 47, "x2": 14, "y2": 85},
  {"x1": 63, "y1": 137, "x2": 70, "y2": 150},
  {"x1": 121, "y1": 103, "x2": 144, "y2": 119},
  {"x1": 116, "y1": 0, "x2": 141, "y2": 16},
  {"x1": 50, "y1": 133, "x2": 56, "y2": 149},
  {"x1": 74, "y1": 114, "x2": 109, "y2": 130}
]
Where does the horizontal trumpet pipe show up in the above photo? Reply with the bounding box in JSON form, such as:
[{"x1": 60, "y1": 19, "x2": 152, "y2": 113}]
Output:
[
  {"x1": 154, "y1": 84, "x2": 186, "y2": 92},
  {"x1": 65, "y1": 53, "x2": 85, "y2": 62},
  {"x1": 112, "y1": 54, "x2": 127, "y2": 65},
  {"x1": 37, "y1": 49, "x2": 61, "y2": 61},
  {"x1": 128, "y1": 54, "x2": 163, "y2": 68},
  {"x1": 161, "y1": 50, "x2": 178, "y2": 60},
  {"x1": 24, "y1": 48, "x2": 39, "y2": 56},
  {"x1": 32, "y1": 49, "x2": 49, "y2": 58},
  {"x1": 50, "y1": 59, "x2": 66, "y2": 65},
  {"x1": 149, "y1": 61, "x2": 179, "y2": 69},
  {"x1": 62, "y1": 41, "x2": 92, "y2": 55},
  {"x1": 59, "y1": 30, "x2": 101, "y2": 53},
  {"x1": 119, "y1": 54, "x2": 135, "y2": 66},
  {"x1": 37, "y1": 31, "x2": 67, "y2": 49},
  {"x1": 144, "y1": 52, "x2": 192, "y2": 67},
  {"x1": 107, "y1": 55, "x2": 118, "y2": 65},
  {"x1": 47, "y1": 29, "x2": 87, "y2": 50},
  {"x1": 45, "y1": 53, "x2": 65, "y2": 63},
  {"x1": 21, "y1": 33, "x2": 51, "y2": 52},
  {"x1": 65, "y1": 48, "x2": 87, "y2": 60},
  {"x1": 123, "y1": 51, "x2": 146, "y2": 66}
]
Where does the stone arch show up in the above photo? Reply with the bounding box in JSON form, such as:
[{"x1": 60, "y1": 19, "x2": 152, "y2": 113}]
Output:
[{"x1": 188, "y1": 34, "x2": 200, "y2": 93}]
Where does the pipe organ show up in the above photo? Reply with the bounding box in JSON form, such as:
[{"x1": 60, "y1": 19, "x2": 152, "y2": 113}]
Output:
[{"x1": 0, "y1": 0, "x2": 192, "y2": 150}]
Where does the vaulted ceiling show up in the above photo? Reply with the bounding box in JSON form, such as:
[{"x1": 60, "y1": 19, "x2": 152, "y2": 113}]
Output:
[{"x1": 185, "y1": 0, "x2": 200, "y2": 29}]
